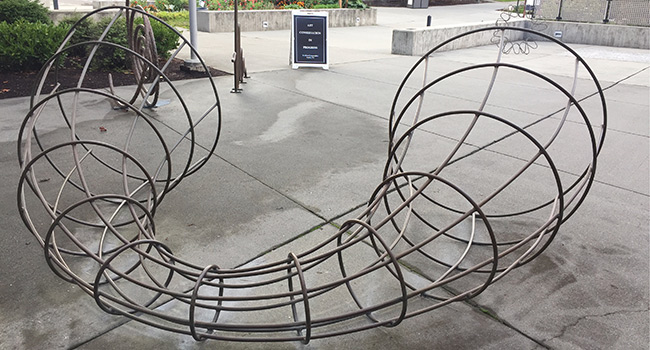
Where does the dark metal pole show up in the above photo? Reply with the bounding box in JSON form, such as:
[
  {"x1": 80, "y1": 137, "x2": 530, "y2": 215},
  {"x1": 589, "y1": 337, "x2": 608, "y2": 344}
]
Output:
[
  {"x1": 531, "y1": 1, "x2": 536, "y2": 19},
  {"x1": 556, "y1": 0, "x2": 563, "y2": 20},
  {"x1": 603, "y1": 0, "x2": 612, "y2": 23},
  {"x1": 426, "y1": 15, "x2": 431, "y2": 27},
  {"x1": 232, "y1": 0, "x2": 242, "y2": 93},
  {"x1": 53, "y1": 0, "x2": 59, "y2": 10}
]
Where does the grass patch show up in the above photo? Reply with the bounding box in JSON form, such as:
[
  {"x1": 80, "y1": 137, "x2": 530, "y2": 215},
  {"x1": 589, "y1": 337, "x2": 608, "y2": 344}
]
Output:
[{"x1": 155, "y1": 10, "x2": 190, "y2": 28}]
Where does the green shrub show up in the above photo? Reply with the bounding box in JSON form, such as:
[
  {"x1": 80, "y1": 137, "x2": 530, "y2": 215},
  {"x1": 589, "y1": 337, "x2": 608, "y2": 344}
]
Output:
[
  {"x1": 0, "y1": 0, "x2": 51, "y2": 24},
  {"x1": 251, "y1": 0, "x2": 274, "y2": 9},
  {"x1": 56, "y1": 16, "x2": 123, "y2": 70},
  {"x1": 273, "y1": 0, "x2": 346, "y2": 9},
  {"x1": 149, "y1": 19, "x2": 181, "y2": 59},
  {"x1": 282, "y1": 3, "x2": 303, "y2": 9},
  {"x1": 206, "y1": 0, "x2": 272, "y2": 10},
  {"x1": 57, "y1": 15, "x2": 93, "y2": 57},
  {"x1": 313, "y1": 3, "x2": 338, "y2": 8},
  {"x1": 0, "y1": 11, "x2": 180, "y2": 72},
  {"x1": 305, "y1": 0, "x2": 338, "y2": 7},
  {"x1": 130, "y1": 0, "x2": 158, "y2": 12},
  {"x1": 59, "y1": 15, "x2": 179, "y2": 71},
  {"x1": 0, "y1": 20, "x2": 69, "y2": 71},
  {"x1": 57, "y1": 16, "x2": 128, "y2": 71},
  {"x1": 91, "y1": 16, "x2": 130, "y2": 70},
  {"x1": 155, "y1": 0, "x2": 188, "y2": 11},
  {"x1": 346, "y1": 0, "x2": 368, "y2": 9},
  {"x1": 155, "y1": 10, "x2": 190, "y2": 28}
]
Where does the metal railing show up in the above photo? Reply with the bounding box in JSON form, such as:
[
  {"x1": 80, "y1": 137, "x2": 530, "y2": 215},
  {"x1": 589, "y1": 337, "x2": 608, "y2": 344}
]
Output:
[{"x1": 536, "y1": 0, "x2": 649, "y2": 26}]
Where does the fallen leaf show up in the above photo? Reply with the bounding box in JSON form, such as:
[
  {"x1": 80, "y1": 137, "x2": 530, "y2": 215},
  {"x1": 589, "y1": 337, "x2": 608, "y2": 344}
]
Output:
[{"x1": 99, "y1": 126, "x2": 107, "y2": 132}]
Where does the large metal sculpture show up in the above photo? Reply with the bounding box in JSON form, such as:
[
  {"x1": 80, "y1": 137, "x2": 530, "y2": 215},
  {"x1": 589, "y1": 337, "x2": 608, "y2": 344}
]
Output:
[{"x1": 17, "y1": 7, "x2": 606, "y2": 343}]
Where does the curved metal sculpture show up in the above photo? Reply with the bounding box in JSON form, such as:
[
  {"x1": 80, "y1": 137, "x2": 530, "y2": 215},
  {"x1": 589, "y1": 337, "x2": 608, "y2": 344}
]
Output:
[
  {"x1": 17, "y1": 8, "x2": 606, "y2": 343},
  {"x1": 124, "y1": 6, "x2": 161, "y2": 107}
]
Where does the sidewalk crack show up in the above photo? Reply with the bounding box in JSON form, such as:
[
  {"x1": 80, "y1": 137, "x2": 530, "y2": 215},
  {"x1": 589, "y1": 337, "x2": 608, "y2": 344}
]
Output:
[{"x1": 541, "y1": 308, "x2": 650, "y2": 343}]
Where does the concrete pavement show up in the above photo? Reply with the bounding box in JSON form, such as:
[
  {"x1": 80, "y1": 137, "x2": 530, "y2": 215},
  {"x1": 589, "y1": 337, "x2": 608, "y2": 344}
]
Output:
[
  {"x1": 177, "y1": 2, "x2": 518, "y2": 73},
  {"x1": 1, "y1": 3, "x2": 649, "y2": 349}
]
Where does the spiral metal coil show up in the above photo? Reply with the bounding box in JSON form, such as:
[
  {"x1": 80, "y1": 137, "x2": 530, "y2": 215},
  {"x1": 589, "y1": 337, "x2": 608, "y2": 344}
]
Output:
[
  {"x1": 17, "y1": 10, "x2": 606, "y2": 343},
  {"x1": 124, "y1": 6, "x2": 160, "y2": 107},
  {"x1": 492, "y1": 0, "x2": 549, "y2": 55}
]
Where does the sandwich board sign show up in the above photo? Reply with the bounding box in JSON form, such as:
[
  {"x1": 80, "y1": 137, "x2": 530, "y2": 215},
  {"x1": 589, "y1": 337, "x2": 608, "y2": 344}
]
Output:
[{"x1": 291, "y1": 11, "x2": 328, "y2": 70}]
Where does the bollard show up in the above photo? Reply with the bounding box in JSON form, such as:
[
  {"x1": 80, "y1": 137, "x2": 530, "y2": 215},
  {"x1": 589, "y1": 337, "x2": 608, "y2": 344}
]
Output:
[
  {"x1": 232, "y1": 0, "x2": 243, "y2": 93},
  {"x1": 603, "y1": 0, "x2": 612, "y2": 23},
  {"x1": 182, "y1": 0, "x2": 204, "y2": 71}
]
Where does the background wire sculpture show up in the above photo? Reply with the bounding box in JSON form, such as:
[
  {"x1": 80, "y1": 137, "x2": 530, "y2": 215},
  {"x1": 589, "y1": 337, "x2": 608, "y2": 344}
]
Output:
[
  {"x1": 17, "y1": 11, "x2": 606, "y2": 343},
  {"x1": 123, "y1": 6, "x2": 160, "y2": 108},
  {"x1": 492, "y1": 0, "x2": 549, "y2": 55}
]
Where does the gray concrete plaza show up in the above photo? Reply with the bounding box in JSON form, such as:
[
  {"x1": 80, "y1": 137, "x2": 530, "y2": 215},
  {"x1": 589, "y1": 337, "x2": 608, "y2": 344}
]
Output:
[{"x1": 1, "y1": 3, "x2": 648, "y2": 349}]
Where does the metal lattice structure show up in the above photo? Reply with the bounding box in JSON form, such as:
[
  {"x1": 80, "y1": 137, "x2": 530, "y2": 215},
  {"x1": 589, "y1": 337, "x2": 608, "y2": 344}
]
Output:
[{"x1": 17, "y1": 8, "x2": 606, "y2": 343}]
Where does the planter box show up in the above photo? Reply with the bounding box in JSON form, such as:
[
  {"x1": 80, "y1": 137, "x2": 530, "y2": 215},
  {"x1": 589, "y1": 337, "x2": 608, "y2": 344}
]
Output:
[{"x1": 197, "y1": 8, "x2": 377, "y2": 33}]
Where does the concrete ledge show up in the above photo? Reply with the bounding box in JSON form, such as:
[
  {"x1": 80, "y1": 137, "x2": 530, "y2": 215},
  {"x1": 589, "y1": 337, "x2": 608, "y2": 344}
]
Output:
[
  {"x1": 92, "y1": 0, "x2": 155, "y2": 9},
  {"x1": 198, "y1": 8, "x2": 377, "y2": 33},
  {"x1": 391, "y1": 19, "x2": 528, "y2": 56},
  {"x1": 535, "y1": 21, "x2": 650, "y2": 50},
  {"x1": 392, "y1": 19, "x2": 649, "y2": 56},
  {"x1": 49, "y1": 9, "x2": 117, "y2": 23}
]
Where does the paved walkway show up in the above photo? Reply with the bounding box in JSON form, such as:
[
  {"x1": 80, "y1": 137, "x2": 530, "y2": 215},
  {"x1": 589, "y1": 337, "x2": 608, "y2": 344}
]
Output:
[
  {"x1": 1, "y1": 3, "x2": 649, "y2": 349},
  {"x1": 177, "y1": 2, "x2": 520, "y2": 73}
]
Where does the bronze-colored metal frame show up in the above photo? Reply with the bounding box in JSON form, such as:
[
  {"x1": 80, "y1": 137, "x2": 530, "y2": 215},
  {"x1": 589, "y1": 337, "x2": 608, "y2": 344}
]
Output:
[{"x1": 16, "y1": 9, "x2": 606, "y2": 343}]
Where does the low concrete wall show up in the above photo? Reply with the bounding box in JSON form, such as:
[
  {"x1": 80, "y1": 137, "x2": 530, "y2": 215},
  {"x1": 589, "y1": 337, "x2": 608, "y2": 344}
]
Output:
[
  {"x1": 48, "y1": 1, "x2": 150, "y2": 23},
  {"x1": 535, "y1": 21, "x2": 650, "y2": 50},
  {"x1": 92, "y1": 1, "x2": 155, "y2": 9},
  {"x1": 391, "y1": 19, "x2": 528, "y2": 56},
  {"x1": 366, "y1": 0, "x2": 478, "y2": 5},
  {"x1": 392, "y1": 19, "x2": 649, "y2": 56},
  {"x1": 198, "y1": 8, "x2": 377, "y2": 32},
  {"x1": 49, "y1": 9, "x2": 118, "y2": 23}
]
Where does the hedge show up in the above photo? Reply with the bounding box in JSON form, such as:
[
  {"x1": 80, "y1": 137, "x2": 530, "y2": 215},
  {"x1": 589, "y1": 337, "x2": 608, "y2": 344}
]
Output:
[
  {"x1": 0, "y1": 20, "x2": 69, "y2": 71},
  {"x1": 0, "y1": 0, "x2": 51, "y2": 24},
  {"x1": 0, "y1": 15, "x2": 181, "y2": 72}
]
